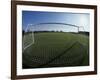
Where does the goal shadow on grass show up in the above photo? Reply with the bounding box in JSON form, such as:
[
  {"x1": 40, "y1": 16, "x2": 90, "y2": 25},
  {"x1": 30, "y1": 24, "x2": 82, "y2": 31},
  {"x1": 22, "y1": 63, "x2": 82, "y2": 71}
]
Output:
[{"x1": 23, "y1": 41, "x2": 89, "y2": 68}]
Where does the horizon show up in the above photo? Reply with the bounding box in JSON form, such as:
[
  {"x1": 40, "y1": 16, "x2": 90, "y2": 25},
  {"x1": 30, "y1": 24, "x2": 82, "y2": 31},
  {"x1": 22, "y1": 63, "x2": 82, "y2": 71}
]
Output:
[{"x1": 22, "y1": 11, "x2": 90, "y2": 32}]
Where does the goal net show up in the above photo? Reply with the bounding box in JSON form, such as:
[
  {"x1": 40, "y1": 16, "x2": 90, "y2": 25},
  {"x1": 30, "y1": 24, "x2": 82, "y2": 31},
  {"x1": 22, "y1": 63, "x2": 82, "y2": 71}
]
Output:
[
  {"x1": 22, "y1": 24, "x2": 34, "y2": 51},
  {"x1": 22, "y1": 23, "x2": 84, "y2": 51}
]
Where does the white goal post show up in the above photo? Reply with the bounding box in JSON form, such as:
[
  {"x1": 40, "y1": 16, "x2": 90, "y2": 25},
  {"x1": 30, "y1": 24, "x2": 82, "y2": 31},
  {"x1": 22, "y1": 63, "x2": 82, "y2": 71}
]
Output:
[{"x1": 22, "y1": 23, "x2": 85, "y2": 51}]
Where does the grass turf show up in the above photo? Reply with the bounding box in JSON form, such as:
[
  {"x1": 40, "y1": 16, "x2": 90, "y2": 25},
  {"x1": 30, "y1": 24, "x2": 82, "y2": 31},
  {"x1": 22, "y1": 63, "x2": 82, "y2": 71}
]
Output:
[{"x1": 22, "y1": 32, "x2": 89, "y2": 68}]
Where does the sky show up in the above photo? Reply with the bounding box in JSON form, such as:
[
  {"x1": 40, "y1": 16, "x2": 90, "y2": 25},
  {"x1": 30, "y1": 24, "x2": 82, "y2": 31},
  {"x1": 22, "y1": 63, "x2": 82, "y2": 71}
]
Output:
[{"x1": 22, "y1": 11, "x2": 90, "y2": 32}]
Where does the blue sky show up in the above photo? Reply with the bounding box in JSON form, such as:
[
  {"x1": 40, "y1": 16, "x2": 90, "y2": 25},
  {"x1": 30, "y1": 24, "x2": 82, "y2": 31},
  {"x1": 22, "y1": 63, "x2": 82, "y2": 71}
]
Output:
[{"x1": 22, "y1": 11, "x2": 90, "y2": 32}]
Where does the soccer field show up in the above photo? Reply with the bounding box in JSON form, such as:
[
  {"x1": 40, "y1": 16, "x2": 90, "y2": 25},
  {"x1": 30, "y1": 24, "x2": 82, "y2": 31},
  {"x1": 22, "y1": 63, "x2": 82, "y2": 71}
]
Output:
[{"x1": 22, "y1": 32, "x2": 89, "y2": 69}]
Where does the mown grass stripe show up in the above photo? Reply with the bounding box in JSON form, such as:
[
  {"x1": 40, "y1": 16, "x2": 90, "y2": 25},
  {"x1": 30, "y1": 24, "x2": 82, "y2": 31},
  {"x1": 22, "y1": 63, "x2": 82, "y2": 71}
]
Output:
[{"x1": 37, "y1": 41, "x2": 78, "y2": 67}]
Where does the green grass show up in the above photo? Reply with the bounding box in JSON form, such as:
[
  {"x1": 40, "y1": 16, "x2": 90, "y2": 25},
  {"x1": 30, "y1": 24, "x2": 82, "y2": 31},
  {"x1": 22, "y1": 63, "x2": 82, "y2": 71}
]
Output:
[{"x1": 22, "y1": 32, "x2": 89, "y2": 68}]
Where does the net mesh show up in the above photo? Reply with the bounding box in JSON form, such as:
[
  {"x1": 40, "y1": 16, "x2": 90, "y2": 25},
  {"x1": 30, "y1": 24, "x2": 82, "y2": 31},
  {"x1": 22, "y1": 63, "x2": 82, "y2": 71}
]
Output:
[
  {"x1": 22, "y1": 24, "x2": 34, "y2": 51},
  {"x1": 22, "y1": 23, "x2": 84, "y2": 51}
]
